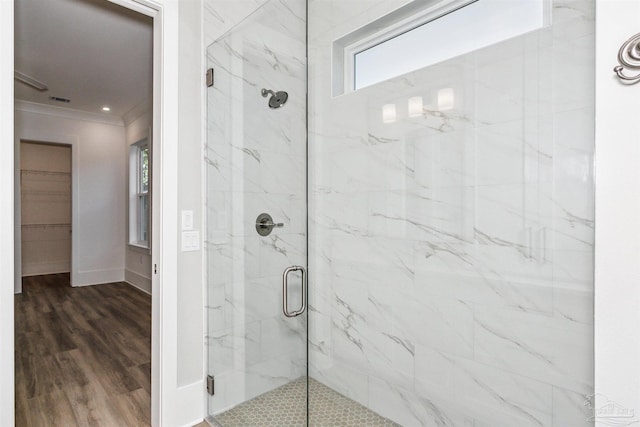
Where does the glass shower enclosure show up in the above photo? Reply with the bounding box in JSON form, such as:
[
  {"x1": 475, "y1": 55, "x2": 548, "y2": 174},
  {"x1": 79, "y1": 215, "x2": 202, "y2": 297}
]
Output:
[
  {"x1": 206, "y1": 0, "x2": 595, "y2": 425},
  {"x1": 205, "y1": 1, "x2": 308, "y2": 425}
]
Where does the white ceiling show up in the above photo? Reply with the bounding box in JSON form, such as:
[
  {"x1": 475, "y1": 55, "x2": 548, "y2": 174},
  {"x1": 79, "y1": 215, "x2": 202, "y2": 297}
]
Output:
[{"x1": 15, "y1": 0, "x2": 153, "y2": 120}]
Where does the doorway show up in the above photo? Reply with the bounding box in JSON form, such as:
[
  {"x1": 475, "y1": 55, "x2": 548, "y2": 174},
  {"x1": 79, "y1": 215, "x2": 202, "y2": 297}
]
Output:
[
  {"x1": 0, "y1": 0, "x2": 202, "y2": 424},
  {"x1": 13, "y1": 0, "x2": 155, "y2": 425},
  {"x1": 19, "y1": 141, "x2": 71, "y2": 279}
]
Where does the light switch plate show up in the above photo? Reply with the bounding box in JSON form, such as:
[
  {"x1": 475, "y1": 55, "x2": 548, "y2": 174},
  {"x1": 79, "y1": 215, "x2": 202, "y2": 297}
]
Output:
[
  {"x1": 181, "y1": 231, "x2": 200, "y2": 251},
  {"x1": 181, "y1": 210, "x2": 194, "y2": 231}
]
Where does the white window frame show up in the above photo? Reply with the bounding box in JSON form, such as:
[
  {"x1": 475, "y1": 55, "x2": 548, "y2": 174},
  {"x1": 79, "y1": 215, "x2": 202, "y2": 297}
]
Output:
[
  {"x1": 333, "y1": 0, "x2": 551, "y2": 96},
  {"x1": 129, "y1": 138, "x2": 150, "y2": 249},
  {"x1": 343, "y1": 0, "x2": 477, "y2": 94}
]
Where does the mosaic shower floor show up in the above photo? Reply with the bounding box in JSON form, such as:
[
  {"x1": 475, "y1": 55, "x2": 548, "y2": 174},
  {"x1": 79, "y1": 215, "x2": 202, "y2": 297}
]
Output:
[{"x1": 208, "y1": 377, "x2": 399, "y2": 427}]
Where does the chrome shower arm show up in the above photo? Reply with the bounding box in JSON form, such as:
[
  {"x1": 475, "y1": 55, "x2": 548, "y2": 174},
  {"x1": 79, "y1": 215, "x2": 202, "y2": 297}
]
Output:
[{"x1": 261, "y1": 88, "x2": 275, "y2": 97}]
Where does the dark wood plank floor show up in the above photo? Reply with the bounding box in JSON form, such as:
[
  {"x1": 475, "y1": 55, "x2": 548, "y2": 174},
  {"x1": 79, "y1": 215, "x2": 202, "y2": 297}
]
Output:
[{"x1": 15, "y1": 273, "x2": 152, "y2": 427}]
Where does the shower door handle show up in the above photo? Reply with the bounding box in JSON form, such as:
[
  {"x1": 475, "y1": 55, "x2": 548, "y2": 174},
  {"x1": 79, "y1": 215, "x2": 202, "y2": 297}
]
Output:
[{"x1": 282, "y1": 266, "x2": 307, "y2": 317}]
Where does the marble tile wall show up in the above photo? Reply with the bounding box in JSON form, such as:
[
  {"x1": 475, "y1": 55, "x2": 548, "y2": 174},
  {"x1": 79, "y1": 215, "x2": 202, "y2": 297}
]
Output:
[
  {"x1": 204, "y1": 0, "x2": 596, "y2": 424},
  {"x1": 203, "y1": 0, "x2": 269, "y2": 47},
  {"x1": 307, "y1": 0, "x2": 595, "y2": 426},
  {"x1": 204, "y1": 0, "x2": 308, "y2": 415}
]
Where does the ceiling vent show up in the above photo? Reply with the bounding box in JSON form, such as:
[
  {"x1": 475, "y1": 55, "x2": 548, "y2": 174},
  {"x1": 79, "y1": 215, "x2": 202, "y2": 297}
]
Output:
[{"x1": 49, "y1": 96, "x2": 71, "y2": 103}]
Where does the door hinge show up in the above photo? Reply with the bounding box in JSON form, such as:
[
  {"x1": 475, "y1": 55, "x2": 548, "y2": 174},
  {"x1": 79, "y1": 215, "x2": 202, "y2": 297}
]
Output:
[
  {"x1": 206, "y1": 68, "x2": 214, "y2": 87},
  {"x1": 154, "y1": 264, "x2": 157, "y2": 274},
  {"x1": 206, "y1": 375, "x2": 215, "y2": 395}
]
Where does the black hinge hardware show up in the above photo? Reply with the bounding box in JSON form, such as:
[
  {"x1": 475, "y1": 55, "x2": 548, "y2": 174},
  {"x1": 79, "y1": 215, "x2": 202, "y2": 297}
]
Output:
[
  {"x1": 206, "y1": 68, "x2": 214, "y2": 87},
  {"x1": 206, "y1": 375, "x2": 215, "y2": 395}
]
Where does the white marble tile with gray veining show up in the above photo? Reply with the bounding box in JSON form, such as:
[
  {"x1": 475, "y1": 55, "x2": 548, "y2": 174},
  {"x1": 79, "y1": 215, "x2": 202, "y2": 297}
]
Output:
[
  {"x1": 307, "y1": 0, "x2": 595, "y2": 425},
  {"x1": 206, "y1": 0, "x2": 596, "y2": 424}
]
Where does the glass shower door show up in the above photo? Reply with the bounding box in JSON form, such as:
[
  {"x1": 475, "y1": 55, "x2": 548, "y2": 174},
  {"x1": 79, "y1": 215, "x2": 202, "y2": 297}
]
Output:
[{"x1": 205, "y1": 1, "x2": 308, "y2": 425}]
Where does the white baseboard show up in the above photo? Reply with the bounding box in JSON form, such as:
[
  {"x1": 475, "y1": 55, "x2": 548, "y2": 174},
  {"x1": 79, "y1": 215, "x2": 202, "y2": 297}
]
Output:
[
  {"x1": 74, "y1": 268, "x2": 124, "y2": 287},
  {"x1": 21, "y1": 261, "x2": 70, "y2": 277},
  {"x1": 125, "y1": 269, "x2": 152, "y2": 294},
  {"x1": 173, "y1": 380, "x2": 206, "y2": 427}
]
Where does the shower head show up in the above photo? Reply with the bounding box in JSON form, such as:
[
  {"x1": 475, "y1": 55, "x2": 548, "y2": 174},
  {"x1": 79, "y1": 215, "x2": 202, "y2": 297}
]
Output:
[{"x1": 261, "y1": 88, "x2": 288, "y2": 109}]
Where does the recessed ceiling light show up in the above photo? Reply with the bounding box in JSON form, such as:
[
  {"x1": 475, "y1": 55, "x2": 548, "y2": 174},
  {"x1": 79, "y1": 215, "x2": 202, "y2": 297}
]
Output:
[{"x1": 102, "y1": 106, "x2": 111, "y2": 112}]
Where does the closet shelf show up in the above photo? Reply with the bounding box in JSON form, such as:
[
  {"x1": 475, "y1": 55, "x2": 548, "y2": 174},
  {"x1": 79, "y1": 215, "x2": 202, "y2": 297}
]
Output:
[
  {"x1": 21, "y1": 169, "x2": 71, "y2": 176},
  {"x1": 21, "y1": 223, "x2": 71, "y2": 228}
]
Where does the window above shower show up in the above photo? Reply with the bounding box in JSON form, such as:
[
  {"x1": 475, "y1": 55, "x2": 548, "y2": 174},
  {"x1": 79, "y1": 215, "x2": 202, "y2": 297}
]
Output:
[{"x1": 332, "y1": 0, "x2": 551, "y2": 96}]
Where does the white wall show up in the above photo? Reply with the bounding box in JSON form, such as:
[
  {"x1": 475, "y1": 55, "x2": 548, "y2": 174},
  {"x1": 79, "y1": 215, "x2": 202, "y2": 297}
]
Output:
[
  {"x1": 594, "y1": 0, "x2": 640, "y2": 422},
  {"x1": 176, "y1": 0, "x2": 205, "y2": 389},
  {"x1": 125, "y1": 109, "x2": 153, "y2": 294},
  {"x1": 14, "y1": 103, "x2": 127, "y2": 290},
  {"x1": 150, "y1": 0, "x2": 205, "y2": 425}
]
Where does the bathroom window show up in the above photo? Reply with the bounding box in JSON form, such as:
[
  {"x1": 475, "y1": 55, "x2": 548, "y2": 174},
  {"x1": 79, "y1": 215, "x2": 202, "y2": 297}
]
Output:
[
  {"x1": 333, "y1": 0, "x2": 550, "y2": 95},
  {"x1": 130, "y1": 139, "x2": 150, "y2": 248}
]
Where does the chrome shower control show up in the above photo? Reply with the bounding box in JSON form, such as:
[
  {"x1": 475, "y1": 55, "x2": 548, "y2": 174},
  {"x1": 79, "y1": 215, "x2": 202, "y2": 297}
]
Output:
[{"x1": 255, "y1": 213, "x2": 283, "y2": 236}]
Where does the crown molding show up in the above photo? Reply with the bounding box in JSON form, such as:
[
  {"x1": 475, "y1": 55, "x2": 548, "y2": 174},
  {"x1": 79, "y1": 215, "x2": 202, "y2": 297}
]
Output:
[
  {"x1": 14, "y1": 100, "x2": 124, "y2": 127},
  {"x1": 122, "y1": 100, "x2": 151, "y2": 127}
]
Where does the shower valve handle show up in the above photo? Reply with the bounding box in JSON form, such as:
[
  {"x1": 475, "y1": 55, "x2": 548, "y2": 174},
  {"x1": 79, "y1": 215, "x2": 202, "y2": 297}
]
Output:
[
  {"x1": 259, "y1": 221, "x2": 283, "y2": 228},
  {"x1": 255, "y1": 213, "x2": 283, "y2": 236}
]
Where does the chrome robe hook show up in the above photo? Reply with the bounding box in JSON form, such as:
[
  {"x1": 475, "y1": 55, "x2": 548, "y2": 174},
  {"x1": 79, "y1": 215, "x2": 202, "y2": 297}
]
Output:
[{"x1": 614, "y1": 32, "x2": 640, "y2": 83}]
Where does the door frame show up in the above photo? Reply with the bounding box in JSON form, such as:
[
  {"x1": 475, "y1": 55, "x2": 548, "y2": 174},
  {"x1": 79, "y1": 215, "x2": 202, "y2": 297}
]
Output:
[
  {"x1": 0, "y1": 0, "x2": 184, "y2": 425},
  {"x1": 98, "y1": 1, "x2": 170, "y2": 425},
  {"x1": 0, "y1": 0, "x2": 15, "y2": 423}
]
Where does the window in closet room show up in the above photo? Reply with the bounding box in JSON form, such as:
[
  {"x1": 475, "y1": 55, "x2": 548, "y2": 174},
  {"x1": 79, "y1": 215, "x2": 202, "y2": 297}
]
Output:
[{"x1": 130, "y1": 138, "x2": 150, "y2": 248}]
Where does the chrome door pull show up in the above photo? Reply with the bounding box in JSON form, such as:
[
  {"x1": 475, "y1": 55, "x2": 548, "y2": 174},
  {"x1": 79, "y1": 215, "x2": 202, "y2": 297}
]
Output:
[{"x1": 283, "y1": 266, "x2": 307, "y2": 317}]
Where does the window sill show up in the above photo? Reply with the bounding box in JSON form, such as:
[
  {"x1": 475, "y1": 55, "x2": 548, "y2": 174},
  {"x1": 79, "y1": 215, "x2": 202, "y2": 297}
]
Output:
[{"x1": 128, "y1": 242, "x2": 150, "y2": 254}]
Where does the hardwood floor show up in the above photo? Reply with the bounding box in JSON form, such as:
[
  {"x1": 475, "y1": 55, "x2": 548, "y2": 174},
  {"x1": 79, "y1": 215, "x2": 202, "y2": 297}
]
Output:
[{"x1": 15, "y1": 273, "x2": 152, "y2": 427}]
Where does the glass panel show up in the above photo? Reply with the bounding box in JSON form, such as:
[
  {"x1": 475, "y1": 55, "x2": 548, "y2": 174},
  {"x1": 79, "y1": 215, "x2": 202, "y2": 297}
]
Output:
[
  {"x1": 353, "y1": 0, "x2": 548, "y2": 90},
  {"x1": 138, "y1": 194, "x2": 148, "y2": 244},
  {"x1": 309, "y1": 0, "x2": 594, "y2": 426},
  {"x1": 140, "y1": 146, "x2": 149, "y2": 194},
  {"x1": 205, "y1": 0, "x2": 307, "y2": 425}
]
